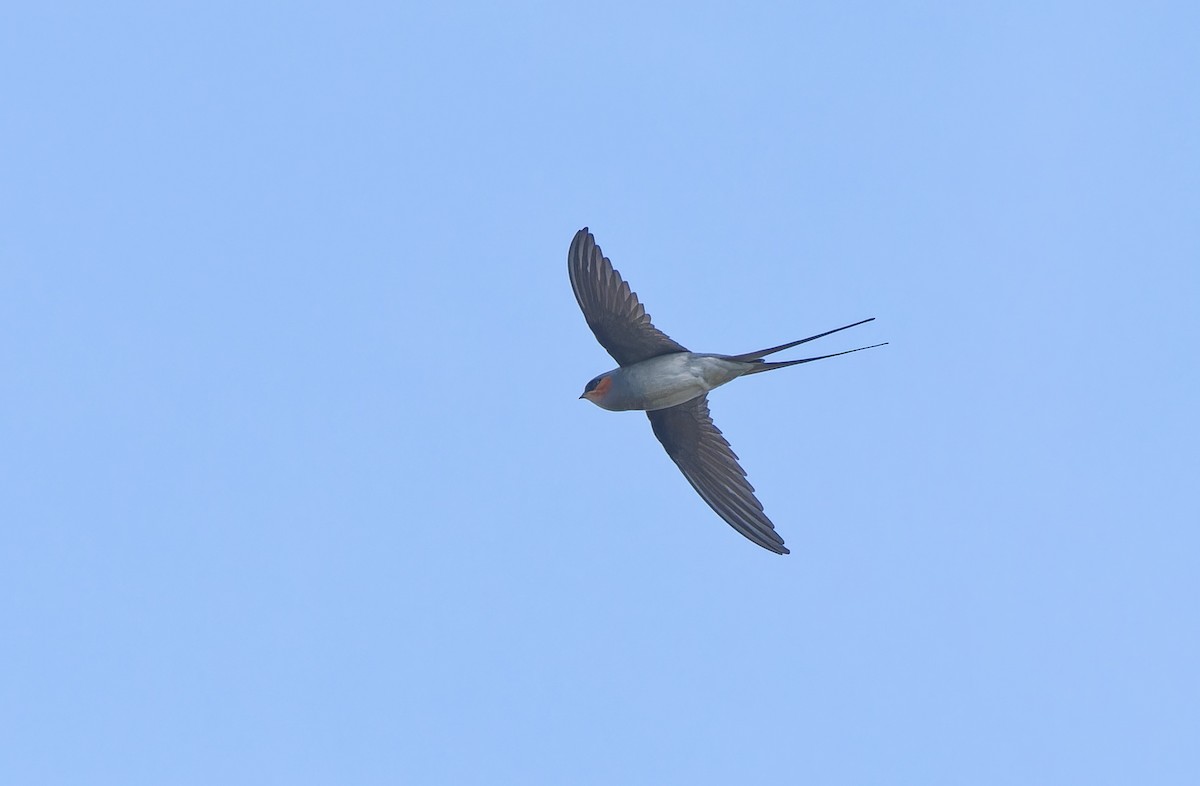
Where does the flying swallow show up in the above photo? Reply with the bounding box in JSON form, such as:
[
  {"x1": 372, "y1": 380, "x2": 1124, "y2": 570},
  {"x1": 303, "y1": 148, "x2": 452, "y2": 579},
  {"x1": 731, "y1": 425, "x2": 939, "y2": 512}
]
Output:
[{"x1": 569, "y1": 227, "x2": 884, "y2": 555}]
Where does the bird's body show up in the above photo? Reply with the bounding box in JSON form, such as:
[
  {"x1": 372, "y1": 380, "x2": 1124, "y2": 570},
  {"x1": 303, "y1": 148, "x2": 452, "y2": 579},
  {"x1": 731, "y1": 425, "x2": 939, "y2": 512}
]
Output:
[
  {"x1": 584, "y1": 353, "x2": 751, "y2": 412},
  {"x1": 569, "y1": 227, "x2": 884, "y2": 555}
]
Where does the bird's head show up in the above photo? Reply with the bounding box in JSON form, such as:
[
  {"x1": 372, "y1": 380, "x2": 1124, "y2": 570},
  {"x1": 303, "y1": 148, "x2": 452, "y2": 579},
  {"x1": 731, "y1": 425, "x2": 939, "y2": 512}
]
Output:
[{"x1": 578, "y1": 374, "x2": 613, "y2": 407}]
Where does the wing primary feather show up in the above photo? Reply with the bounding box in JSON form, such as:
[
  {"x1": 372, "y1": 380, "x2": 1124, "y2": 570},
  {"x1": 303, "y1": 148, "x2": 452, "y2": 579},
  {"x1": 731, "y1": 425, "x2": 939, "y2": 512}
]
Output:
[{"x1": 681, "y1": 477, "x2": 783, "y2": 553}]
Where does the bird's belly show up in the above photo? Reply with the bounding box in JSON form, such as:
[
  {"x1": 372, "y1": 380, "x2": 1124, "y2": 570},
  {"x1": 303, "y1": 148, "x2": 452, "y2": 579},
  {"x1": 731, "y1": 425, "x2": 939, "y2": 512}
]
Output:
[{"x1": 630, "y1": 377, "x2": 710, "y2": 410}]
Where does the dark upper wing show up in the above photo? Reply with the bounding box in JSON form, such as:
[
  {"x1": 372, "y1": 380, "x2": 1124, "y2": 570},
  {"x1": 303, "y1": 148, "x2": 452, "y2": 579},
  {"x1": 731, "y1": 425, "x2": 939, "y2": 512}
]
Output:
[
  {"x1": 568, "y1": 227, "x2": 688, "y2": 366},
  {"x1": 647, "y1": 395, "x2": 790, "y2": 555}
]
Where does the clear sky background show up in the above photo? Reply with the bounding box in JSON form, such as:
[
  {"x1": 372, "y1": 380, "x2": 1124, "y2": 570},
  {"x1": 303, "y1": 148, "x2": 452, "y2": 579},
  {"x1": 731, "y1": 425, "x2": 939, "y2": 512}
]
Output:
[{"x1": 3, "y1": 2, "x2": 1197, "y2": 784}]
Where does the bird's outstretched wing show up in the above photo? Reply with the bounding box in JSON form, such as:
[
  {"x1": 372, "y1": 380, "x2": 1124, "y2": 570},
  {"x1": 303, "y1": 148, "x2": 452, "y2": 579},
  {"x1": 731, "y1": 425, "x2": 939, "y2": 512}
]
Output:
[
  {"x1": 647, "y1": 395, "x2": 790, "y2": 555},
  {"x1": 568, "y1": 227, "x2": 688, "y2": 366}
]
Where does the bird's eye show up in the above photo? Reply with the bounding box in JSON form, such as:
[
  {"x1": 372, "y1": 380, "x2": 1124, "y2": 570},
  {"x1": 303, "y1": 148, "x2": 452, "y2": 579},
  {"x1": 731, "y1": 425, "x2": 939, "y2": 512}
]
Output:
[{"x1": 585, "y1": 379, "x2": 598, "y2": 392}]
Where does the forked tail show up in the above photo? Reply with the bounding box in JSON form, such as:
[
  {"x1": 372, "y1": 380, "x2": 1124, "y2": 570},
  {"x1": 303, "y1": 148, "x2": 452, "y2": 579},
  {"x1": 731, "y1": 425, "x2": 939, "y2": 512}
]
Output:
[{"x1": 727, "y1": 317, "x2": 887, "y2": 375}]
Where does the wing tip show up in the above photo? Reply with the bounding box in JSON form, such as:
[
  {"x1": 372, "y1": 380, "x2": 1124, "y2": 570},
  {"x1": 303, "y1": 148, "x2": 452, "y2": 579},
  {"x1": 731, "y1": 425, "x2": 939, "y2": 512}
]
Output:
[
  {"x1": 569, "y1": 227, "x2": 594, "y2": 254},
  {"x1": 758, "y1": 532, "x2": 790, "y2": 555}
]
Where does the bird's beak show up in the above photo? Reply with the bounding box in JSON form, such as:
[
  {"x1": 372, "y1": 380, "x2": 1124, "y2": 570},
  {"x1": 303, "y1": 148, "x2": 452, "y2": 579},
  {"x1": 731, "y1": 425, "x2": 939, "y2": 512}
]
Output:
[{"x1": 578, "y1": 392, "x2": 587, "y2": 400}]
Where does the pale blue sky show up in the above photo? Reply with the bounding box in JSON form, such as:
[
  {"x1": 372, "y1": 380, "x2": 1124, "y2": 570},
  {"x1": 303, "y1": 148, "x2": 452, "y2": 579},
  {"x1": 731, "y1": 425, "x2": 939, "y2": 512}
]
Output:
[{"x1": 2, "y1": 2, "x2": 1198, "y2": 784}]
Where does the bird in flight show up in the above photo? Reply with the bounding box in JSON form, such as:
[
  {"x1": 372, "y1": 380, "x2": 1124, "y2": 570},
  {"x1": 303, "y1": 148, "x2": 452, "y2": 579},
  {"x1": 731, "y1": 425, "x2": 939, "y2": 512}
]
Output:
[{"x1": 569, "y1": 227, "x2": 884, "y2": 555}]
